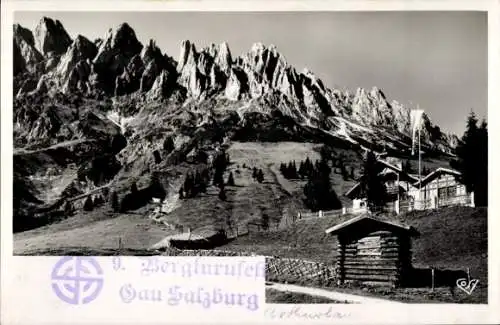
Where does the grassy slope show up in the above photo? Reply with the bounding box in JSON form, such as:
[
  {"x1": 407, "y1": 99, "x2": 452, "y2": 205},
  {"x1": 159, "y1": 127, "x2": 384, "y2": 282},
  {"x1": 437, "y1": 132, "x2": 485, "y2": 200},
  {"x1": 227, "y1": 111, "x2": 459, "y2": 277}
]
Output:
[
  {"x1": 13, "y1": 142, "x2": 321, "y2": 253},
  {"x1": 13, "y1": 206, "x2": 174, "y2": 254},
  {"x1": 225, "y1": 206, "x2": 487, "y2": 303}
]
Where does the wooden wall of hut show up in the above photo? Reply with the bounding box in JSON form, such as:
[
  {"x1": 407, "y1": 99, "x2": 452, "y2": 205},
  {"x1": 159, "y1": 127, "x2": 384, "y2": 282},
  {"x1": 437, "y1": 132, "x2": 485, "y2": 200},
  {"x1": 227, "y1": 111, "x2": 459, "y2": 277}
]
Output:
[{"x1": 337, "y1": 230, "x2": 412, "y2": 287}]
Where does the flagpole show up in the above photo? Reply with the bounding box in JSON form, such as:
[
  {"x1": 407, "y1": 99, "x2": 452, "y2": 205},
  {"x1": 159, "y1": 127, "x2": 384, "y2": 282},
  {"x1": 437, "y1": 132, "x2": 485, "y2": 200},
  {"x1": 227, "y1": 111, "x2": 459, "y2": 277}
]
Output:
[
  {"x1": 418, "y1": 126, "x2": 422, "y2": 198},
  {"x1": 397, "y1": 170, "x2": 400, "y2": 213}
]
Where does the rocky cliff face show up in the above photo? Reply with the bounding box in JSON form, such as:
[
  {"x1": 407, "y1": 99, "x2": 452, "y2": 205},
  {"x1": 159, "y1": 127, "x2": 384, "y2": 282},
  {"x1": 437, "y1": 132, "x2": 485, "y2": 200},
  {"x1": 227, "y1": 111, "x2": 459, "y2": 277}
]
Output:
[
  {"x1": 34, "y1": 17, "x2": 72, "y2": 57},
  {"x1": 13, "y1": 17, "x2": 457, "y2": 155}
]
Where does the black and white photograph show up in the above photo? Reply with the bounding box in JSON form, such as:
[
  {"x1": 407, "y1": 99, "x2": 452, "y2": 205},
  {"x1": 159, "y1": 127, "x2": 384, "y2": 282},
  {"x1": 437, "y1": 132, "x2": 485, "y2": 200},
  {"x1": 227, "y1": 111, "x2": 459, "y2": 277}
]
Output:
[{"x1": 11, "y1": 10, "x2": 488, "y2": 305}]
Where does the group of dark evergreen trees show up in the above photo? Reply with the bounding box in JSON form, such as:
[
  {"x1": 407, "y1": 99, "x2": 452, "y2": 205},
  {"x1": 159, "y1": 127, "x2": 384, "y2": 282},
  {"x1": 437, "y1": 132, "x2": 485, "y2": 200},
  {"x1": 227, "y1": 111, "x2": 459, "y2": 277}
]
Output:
[
  {"x1": 178, "y1": 168, "x2": 210, "y2": 199},
  {"x1": 451, "y1": 112, "x2": 488, "y2": 207},
  {"x1": 178, "y1": 150, "x2": 234, "y2": 201},
  {"x1": 280, "y1": 155, "x2": 354, "y2": 182},
  {"x1": 279, "y1": 160, "x2": 301, "y2": 179},
  {"x1": 80, "y1": 187, "x2": 114, "y2": 213},
  {"x1": 302, "y1": 151, "x2": 343, "y2": 212}
]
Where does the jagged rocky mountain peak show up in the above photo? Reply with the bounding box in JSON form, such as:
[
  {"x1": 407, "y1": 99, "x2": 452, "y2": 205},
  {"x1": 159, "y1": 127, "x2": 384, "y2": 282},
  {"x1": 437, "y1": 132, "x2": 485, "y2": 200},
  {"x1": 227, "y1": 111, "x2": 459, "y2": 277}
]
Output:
[
  {"x1": 141, "y1": 39, "x2": 163, "y2": 63},
  {"x1": 34, "y1": 16, "x2": 72, "y2": 55},
  {"x1": 13, "y1": 24, "x2": 45, "y2": 75},
  {"x1": 54, "y1": 34, "x2": 98, "y2": 94},
  {"x1": 94, "y1": 38, "x2": 103, "y2": 48},
  {"x1": 205, "y1": 42, "x2": 232, "y2": 72},
  {"x1": 14, "y1": 24, "x2": 36, "y2": 46},
  {"x1": 95, "y1": 22, "x2": 143, "y2": 62},
  {"x1": 178, "y1": 39, "x2": 198, "y2": 71},
  {"x1": 69, "y1": 35, "x2": 98, "y2": 59},
  {"x1": 370, "y1": 86, "x2": 387, "y2": 99}
]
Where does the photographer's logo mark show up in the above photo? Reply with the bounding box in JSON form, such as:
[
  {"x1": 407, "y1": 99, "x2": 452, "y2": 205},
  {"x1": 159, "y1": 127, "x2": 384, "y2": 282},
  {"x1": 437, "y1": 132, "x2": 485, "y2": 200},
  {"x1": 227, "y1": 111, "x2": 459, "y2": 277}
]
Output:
[
  {"x1": 51, "y1": 256, "x2": 104, "y2": 305},
  {"x1": 456, "y1": 278, "x2": 479, "y2": 295}
]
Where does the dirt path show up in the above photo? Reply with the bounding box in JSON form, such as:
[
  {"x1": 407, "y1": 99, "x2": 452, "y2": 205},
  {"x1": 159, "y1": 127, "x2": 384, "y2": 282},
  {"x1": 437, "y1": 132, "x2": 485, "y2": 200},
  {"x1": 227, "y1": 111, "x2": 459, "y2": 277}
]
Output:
[
  {"x1": 13, "y1": 139, "x2": 96, "y2": 156},
  {"x1": 265, "y1": 282, "x2": 405, "y2": 304}
]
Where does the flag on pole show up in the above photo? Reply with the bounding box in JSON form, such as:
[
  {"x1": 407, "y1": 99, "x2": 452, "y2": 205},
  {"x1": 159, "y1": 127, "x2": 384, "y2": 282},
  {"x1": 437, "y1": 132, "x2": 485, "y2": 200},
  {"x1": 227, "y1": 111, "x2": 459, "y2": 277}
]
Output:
[{"x1": 410, "y1": 109, "x2": 425, "y2": 155}]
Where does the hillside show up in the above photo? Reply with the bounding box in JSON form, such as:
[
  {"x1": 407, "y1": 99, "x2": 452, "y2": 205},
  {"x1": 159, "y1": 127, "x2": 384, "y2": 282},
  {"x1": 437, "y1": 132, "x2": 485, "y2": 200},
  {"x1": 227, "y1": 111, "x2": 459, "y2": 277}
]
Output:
[
  {"x1": 225, "y1": 206, "x2": 487, "y2": 302},
  {"x1": 13, "y1": 141, "x2": 315, "y2": 252}
]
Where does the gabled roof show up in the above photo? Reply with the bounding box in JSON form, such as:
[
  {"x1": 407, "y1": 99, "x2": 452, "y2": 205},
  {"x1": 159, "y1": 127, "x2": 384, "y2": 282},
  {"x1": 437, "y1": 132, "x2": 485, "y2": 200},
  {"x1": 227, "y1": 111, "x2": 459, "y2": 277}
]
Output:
[
  {"x1": 413, "y1": 167, "x2": 462, "y2": 188},
  {"x1": 378, "y1": 159, "x2": 402, "y2": 173},
  {"x1": 325, "y1": 214, "x2": 419, "y2": 236},
  {"x1": 344, "y1": 158, "x2": 418, "y2": 198}
]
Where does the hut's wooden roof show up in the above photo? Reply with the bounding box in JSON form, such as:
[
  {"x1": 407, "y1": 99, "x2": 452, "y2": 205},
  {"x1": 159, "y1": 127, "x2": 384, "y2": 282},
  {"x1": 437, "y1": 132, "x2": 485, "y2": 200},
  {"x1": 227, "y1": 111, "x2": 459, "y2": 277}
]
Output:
[{"x1": 325, "y1": 214, "x2": 419, "y2": 237}]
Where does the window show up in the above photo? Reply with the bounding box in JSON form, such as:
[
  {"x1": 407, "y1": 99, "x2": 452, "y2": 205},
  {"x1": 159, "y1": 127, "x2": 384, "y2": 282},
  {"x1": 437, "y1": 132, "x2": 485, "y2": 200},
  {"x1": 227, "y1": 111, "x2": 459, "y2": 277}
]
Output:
[{"x1": 438, "y1": 186, "x2": 457, "y2": 199}]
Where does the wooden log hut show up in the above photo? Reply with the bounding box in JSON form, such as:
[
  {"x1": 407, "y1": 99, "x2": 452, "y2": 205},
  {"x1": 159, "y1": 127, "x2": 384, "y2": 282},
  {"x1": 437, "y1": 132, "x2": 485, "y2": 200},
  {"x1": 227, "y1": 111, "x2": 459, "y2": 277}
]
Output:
[{"x1": 325, "y1": 215, "x2": 419, "y2": 288}]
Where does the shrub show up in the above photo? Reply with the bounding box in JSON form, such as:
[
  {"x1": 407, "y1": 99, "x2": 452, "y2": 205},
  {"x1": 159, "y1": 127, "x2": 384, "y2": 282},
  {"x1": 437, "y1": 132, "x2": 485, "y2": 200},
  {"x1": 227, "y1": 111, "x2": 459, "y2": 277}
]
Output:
[
  {"x1": 163, "y1": 136, "x2": 175, "y2": 153},
  {"x1": 256, "y1": 169, "x2": 264, "y2": 183},
  {"x1": 93, "y1": 195, "x2": 104, "y2": 206},
  {"x1": 252, "y1": 167, "x2": 258, "y2": 179}
]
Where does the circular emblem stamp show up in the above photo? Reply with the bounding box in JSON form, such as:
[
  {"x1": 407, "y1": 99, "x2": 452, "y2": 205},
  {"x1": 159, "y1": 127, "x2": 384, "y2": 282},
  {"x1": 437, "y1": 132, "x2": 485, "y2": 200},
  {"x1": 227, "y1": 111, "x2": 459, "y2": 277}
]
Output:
[{"x1": 51, "y1": 256, "x2": 104, "y2": 305}]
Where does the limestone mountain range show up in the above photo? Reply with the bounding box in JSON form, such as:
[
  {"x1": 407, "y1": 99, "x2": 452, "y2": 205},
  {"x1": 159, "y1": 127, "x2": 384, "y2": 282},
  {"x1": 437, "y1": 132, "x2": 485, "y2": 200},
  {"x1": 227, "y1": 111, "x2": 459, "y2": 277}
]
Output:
[{"x1": 13, "y1": 17, "x2": 458, "y2": 155}]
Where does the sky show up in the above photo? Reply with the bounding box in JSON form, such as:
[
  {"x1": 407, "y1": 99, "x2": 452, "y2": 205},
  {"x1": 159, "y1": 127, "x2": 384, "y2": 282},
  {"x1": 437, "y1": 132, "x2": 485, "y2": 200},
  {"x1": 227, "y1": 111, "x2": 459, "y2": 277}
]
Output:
[{"x1": 14, "y1": 11, "x2": 487, "y2": 135}]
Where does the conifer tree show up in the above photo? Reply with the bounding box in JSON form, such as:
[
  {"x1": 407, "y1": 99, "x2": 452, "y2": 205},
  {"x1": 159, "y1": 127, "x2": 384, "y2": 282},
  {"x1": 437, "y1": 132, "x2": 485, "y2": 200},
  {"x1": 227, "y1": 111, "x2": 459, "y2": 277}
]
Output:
[
  {"x1": 298, "y1": 161, "x2": 305, "y2": 179},
  {"x1": 163, "y1": 136, "x2": 175, "y2": 153},
  {"x1": 227, "y1": 171, "x2": 235, "y2": 186},
  {"x1": 153, "y1": 150, "x2": 162, "y2": 164},
  {"x1": 102, "y1": 187, "x2": 110, "y2": 201},
  {"x1": 83, "y1": 196, "x2": 94, "y2": 212},
  {"x1": 131, "y1": 182, "x2": 138, "y2": 194},
  {"x1": 64, "y1": 201, "x2": 74, "y2": 216},
  {"x1": 359, "y1": 150, "x2": 387, "y2": 211},
  {"x1": 110, "y1": 192, "x2": 119, "y2": 212},
  {"x1": 218, "y1": 186, "x2": 227, "y2": 201},
  {"x1": 261, "y1": 213, "x2": 270, "y2": 231}
]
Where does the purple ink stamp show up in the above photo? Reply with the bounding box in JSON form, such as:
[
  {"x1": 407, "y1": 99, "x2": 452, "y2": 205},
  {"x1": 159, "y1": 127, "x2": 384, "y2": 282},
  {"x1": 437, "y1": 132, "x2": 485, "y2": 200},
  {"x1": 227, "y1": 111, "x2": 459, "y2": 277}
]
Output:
[{"x1": 51, "y1": 256, "x2": 104, "y2": 305}]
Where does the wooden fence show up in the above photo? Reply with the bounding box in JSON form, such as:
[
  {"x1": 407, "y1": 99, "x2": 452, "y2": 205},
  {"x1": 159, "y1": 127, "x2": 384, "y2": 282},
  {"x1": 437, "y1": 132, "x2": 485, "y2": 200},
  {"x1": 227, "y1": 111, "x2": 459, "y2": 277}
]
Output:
[
  {"x1": 158, "y1": 248, "x2": 338, "y2": 285},
  {"x1": 297, "y1": 208, "x2": 346, "y2": 220},
  {"x1": 265, "y1": 256, "x2": 338, "y2": 286}
]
